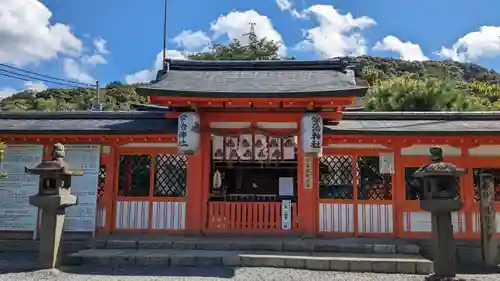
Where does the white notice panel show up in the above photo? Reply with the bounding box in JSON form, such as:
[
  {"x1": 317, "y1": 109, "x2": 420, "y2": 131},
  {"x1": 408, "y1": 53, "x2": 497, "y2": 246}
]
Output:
[
  {"x1": 63, "y1": 144, "x2": 100, "y2": 232},
  {"x1": 0, "y1": 144, "x2": 43, "y2": 231}
]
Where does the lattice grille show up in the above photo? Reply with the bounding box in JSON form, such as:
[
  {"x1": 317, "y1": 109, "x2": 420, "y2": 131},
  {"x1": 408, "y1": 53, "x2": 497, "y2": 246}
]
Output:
[
  {"x1": 404, "y1": 167, "x2": 422, "y2": 200},
  {"x1": 98, "y1": 164, "x2": 106, "y2": 197},
  {"x1": 118, "y1": 155, "x2": 151, "y2": 197},
  {"x1": 472, "y1": 168, "x2": 500, "y2": 201},
  {"x1": 319, "y1": 156, "x2": 353, "y2": 199},
  {"x1": 154, "y1": 154, "x2": 188, "y2": 197},
  {"x1": 357, "y1": 156, "x2": 392, "y2": 200}
]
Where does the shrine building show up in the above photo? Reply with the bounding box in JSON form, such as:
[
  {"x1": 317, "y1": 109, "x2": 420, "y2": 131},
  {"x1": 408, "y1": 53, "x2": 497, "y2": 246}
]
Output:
[{"x1": 0, "y1": 59, "x2": 500, "y2": 240}]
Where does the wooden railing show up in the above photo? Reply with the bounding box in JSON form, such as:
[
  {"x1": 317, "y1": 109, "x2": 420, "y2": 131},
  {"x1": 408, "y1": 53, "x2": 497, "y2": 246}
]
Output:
[{"x1": 206, "y1": 202, "x2": 298, "y2": 233}]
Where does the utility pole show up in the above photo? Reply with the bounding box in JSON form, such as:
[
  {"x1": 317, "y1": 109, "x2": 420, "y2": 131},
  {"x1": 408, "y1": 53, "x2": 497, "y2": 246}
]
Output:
[
  {"x1": 163, "y1": 0, "x2": 168, "y2": 69},
  {"x1": 95, "y1": 80, "x2": 102, "y2": 111}
]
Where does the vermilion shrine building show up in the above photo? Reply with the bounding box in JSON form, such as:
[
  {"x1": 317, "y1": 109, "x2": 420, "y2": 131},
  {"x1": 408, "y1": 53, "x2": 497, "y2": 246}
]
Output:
[{"x1": 0, "y1": 59, "x2": 499, "y2": 240}]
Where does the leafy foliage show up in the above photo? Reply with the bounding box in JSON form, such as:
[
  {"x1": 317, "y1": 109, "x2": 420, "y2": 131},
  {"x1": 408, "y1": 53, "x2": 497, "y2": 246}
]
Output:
[
  {"x1": 349, "y1": 56, "x2": 500, "y2": 111},
  {"x1": 188, "y1": 23, "x2": 293, "y2": 61},
  {"x1": 0, "y1": 84, "x2": 146, "y2": 111},
  {"x1": 1, "y1": 28, "x2": 500, "y2": 111}
]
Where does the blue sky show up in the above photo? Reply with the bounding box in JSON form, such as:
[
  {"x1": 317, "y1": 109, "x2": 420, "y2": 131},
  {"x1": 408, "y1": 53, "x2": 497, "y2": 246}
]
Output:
[{"x1": 0, "y1": 0, "x2": 499, "y2": 95}]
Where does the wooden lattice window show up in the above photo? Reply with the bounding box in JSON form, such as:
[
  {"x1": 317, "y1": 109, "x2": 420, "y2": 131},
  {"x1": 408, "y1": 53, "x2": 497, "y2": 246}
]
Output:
[
  {"x1": 98, "y1": 164, "x2": 106, "y2": 197},
  {"x1": 118, "y1": 155, "x2": 151, "y2": 197},
  {"x1": 117, "y1": 154, "x2": 187, "y2": 197},
  {"x1": 356, "y1": 156, "x2": 392, "y2": 200},
  {"x1": 154, "y1": 154, "x2": 187, "y2": 197},
  {"x1": 319, "y1": 155, "x2": 353, "y2": 199},
  {"x1": 404, "y1": 167, "x2": 421, "y2": 200}
]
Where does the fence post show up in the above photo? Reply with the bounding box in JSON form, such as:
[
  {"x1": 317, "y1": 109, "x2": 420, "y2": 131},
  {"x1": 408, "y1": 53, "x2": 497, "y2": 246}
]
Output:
[{"x1": 479, "y1": 173, "x2": 497, "y2": 265}]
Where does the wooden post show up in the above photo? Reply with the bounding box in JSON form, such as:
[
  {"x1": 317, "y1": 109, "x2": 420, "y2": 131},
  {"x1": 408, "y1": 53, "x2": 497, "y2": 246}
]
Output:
[{"x1": 479, "y1": 173, "x2": 498, "y2": 265}]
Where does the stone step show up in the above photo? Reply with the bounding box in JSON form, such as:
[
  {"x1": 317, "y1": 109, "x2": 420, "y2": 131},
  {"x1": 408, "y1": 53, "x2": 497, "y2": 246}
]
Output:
[
  {"x1": 99, "y1": 238, "x2": 420, "y2": 255},
  {"x1": 67, "y1": 249, "x2": 433, "y2": 274}
]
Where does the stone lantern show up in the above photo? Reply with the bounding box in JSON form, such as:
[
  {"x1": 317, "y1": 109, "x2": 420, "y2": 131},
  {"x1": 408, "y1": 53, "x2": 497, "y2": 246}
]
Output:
[
  {"x1": 413, "y1": 146, "x2": 464, "y2": 281},
  {"x1": 25, "y1": 143, "x2": 83, "y2": 269}
]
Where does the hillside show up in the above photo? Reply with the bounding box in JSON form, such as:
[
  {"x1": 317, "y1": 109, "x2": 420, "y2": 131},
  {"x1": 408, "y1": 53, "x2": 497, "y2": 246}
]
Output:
[
  {"x1": 350, "y1": 56, "x2": 500, "y2": 84},
  {"x1": 1, "y1": 56, "x2": 500, "y2": 112}
]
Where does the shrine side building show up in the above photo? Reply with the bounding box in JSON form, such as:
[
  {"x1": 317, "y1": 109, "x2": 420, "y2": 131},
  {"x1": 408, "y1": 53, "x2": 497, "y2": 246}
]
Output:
[{"x1": 0, "y1": 59, "x2": 500, "y2": 240}]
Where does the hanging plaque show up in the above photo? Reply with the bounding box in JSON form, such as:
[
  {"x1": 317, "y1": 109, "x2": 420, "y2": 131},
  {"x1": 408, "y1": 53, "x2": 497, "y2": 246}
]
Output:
[
  {"x1": 301, "y1": 113, "x2": 323, "y2": 156},
  {"x1": 281, "y1": 199, "x2": 292, "y2": 230},
  {"x1": 177, "y1": 112, "x2": 200, "y2": 155},
  {"x1": 379, "y1": 152, "x2": 395, "y2": 174},
  {"x1": 303, "y1": 156, "x2": 313, "y2": 189}
]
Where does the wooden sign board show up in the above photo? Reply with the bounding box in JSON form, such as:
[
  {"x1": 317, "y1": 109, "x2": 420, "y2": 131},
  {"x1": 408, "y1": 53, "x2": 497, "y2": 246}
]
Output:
[
  {"x1": 303, "y1": 156, "x2": 313, "y2": 189},
  {"x1": 479, "y1": 173, "x2": 498, "y2": 266}
]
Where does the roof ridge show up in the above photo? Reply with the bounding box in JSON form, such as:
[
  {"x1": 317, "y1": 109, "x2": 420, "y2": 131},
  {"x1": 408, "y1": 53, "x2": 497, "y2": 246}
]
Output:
[{"x1": 165, "y1": 59, "x2": 353, "y2": 71}]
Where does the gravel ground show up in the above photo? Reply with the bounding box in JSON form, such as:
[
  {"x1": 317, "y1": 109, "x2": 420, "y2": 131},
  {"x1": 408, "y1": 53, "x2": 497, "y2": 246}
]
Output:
[{"x1": 0, "y1": 252, "x2": 499, "y2": 281}]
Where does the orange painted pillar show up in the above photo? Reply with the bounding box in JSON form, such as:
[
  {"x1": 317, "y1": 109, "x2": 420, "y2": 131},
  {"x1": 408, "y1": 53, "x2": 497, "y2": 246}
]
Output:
[
  {"x1": 296, "y1": 136, "x2": 316, "y2": 236},
  {"x1": 101, "y1": 144, "x2": 116, "y2": 234},
  {"x1": 185, "y1": 120, "x2": 209, "y2": 234}
]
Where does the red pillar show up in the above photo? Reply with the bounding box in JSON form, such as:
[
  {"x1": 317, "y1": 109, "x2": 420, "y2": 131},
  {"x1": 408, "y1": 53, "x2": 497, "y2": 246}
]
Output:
[
  {"x1": 185, "y1": 119, "x2": 210, "y2": 234},
  {"x1": 297, "y1": 136, "x2": 317, "y2": 236}
]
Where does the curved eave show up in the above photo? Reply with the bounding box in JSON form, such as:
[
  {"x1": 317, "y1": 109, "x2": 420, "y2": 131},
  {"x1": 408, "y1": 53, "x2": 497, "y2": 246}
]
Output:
[{"x1": 136, "y1": 86, "x2": 368, "y2": 99}]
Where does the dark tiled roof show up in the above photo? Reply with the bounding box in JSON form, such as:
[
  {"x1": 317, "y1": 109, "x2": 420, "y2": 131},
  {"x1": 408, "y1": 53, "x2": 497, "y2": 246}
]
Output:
[
  {"x1": 0, "y1": 111, "x2": 177, "y2": 134},
  {"x1": 328, "y1": 111, "x2": 500, "y2": 135},
  {"x1": 136, "y1": 59, "x2": 368, "y2": 98},
  {"x1": 3, "y1": 110, "x2": 500, "y2": 135}
]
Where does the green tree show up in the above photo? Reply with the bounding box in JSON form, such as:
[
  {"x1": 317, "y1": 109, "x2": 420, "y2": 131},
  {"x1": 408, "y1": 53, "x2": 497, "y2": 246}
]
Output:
[
  {"x1": 188, "y1": 23, "x2": 293, "y2": 61},
  {"x1": 366, "y1": 76, "x2": 471, "y2": 111}
]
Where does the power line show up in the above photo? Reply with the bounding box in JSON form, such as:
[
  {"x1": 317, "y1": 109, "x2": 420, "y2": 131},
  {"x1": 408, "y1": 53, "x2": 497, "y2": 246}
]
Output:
[
  {"x1": 0, "y1": 70, "x2": 87, "y2": 88},
  {"x1": 0, "y1": 63, "x2": 95, "y2": 87}
]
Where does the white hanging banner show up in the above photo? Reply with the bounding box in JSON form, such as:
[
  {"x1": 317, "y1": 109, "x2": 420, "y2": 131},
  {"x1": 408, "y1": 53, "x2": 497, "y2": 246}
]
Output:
[
  {"x1": 254, "y1": 135, "x2": 268, "y2": 161},
  {"x1": 301, "y1": 113, "x2": 323, "y2": 156},
  {"x1": 0, "y1": 145, "x2": 43, "y2": 232},
  {"x1": 178, "y1": 112, "x2": 200, "y2": 155},
  {"x1": 63, "y1": 144, "x2": 100, "y2": 232},
  {"x1": 212, "y1": 136, "x2": 224, "y2": 160}
]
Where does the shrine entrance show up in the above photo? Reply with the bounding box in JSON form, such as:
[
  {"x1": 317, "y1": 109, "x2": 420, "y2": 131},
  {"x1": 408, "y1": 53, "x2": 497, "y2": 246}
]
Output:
[
  {"x1": 205, "y1": 132, "x2": 299, "y2": 234},
  {"x1": 135, "y1": 59, "x2": 368, "y2": 236}
]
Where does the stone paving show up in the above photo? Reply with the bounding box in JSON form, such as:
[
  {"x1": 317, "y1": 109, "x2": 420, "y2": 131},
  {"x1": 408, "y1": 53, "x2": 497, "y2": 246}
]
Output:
[
  {"x1": 0, "y1": 252, "x2": 499, "y2": 281},
  {"x1": 68, "y1": 248, "x2": 434, "y2": 274}
]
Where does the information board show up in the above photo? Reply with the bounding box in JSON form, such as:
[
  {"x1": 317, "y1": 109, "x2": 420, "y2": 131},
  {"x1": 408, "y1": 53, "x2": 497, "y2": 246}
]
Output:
[
  {"x1": 0, "y1": 145, "x2": 43, "y2": 231},
  {"x1": 63, "y1": 144, "x2": 100, "y2": 232}
]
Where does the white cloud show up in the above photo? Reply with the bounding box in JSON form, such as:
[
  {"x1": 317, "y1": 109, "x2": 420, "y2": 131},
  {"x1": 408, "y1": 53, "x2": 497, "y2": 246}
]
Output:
[
  {"x1": 436, "y1": 26, "x2": 500, "y2": 62},
  {"x1": 63, "y1": 58, "x2": 94, "y2": 84},
  {"x1": 124, "y1": 50, "x2": 186, "y2": 84},
  {"x1": 0, "y1": 0, "x2": 82, "y2": 66},
  {"x1": 373, "y1": 36, "x2": 428, "y2": 61},
  {"x1": 24, "y1": 81, "x2": 48, "y2": 92},
  {"x1": 172, "y1": 30, "x2": 211, "y2": 52},
  {"x1": 0, "y1": 81, "x2": 47, "y2": 99},
  {"x1": 275, "y1": 0, "x2": 306, "y2": 18},
  {"x1": 276, "y1": 0, "x2": 293, "y2": 11},
  {"x1": 211, "y1": 10, "x2": 286, "y2": 56},
  {"x1": 93, "y1": 38, "x2": 110, "y2": 55},
  {"x1": 0, "y1": 87, "x2": 16, "y2": 98},
  {"x1": 82, "y1": 54, "x2": 107, "y2": 66},
  {"x1": 296, "y1": 5, "x2": 376, "y2": 58}
]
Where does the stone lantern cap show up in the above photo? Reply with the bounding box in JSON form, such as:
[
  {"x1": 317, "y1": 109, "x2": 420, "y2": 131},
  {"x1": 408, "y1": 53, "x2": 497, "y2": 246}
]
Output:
[
  {"x1": 413, "y1": 146, "x2": 465, "y2": 179},
  {"x1": 413, "y1": 162, "x2": 464, "y2": 179},
  {"x1": 25, "y1": 143, "x2": 83, "y2": 177}
]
